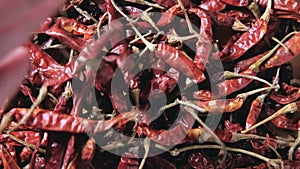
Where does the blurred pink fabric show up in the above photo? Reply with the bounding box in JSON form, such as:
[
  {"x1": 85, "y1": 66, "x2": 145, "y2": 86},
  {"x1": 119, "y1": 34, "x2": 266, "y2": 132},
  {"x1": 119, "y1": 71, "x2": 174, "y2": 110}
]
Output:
[{"x1": 0, "y1": 0, "x2": 60, "y2": 108}]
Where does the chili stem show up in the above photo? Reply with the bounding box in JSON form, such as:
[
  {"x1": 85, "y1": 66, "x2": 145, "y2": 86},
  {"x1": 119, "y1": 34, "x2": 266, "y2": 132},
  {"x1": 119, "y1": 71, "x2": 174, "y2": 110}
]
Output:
[
  {"x1": 110, "y1": 0, "x2": 157, "y2": 51},
  {"x1": 232, "y1": 19, "x2": 249, "y2": 32},
  {"x1": 241, "y1": 102, "x2": 299, "y2": 133},
  {"x1": 177, "y1": 0, "x2": 198, "y2": 35},
  {"x1": 272, "y1": 37, "x2": 289, "y2": 51},
  {"x1": 73, "y1": 5, "x2": 98, "y2": 23},
  {"x1": 260, "y1": 0, "x2": 272, "y2": 22},
  {"x1": 169, "y1": 144, "x2": 283, "y2": 169},
  {"x1": 8, "y1": 85, "x2": 48, "y2": 132},
  {"x1": 288, "y1": 131, "x2": 300, "y2": 160},
  {"x1": 97, "y1": 12, "x2": 108, "y2": 38},
  {"x1": 6, "y1": 133, "x2": 46, "y2": 153},
  {"x1": 138, "y1": 138, "x2": 150, "y2": 169},
  {"x1": 129, "y1": 31, "x2": 152, "y2": 45},
  {"x1": 237, "y1": 85, "x2": 279, "y2": 99},
  {"x1": 140, "y1": 9, "x2": 161, "y2": 32},
  {"x1": 224, "y1": 71, "x2": 273, "y2": 87},
  {"x1": 127, "y1": 0, "x2": 165, "y2": 9},
  {"x1": 249, "y1": 31, "x2": 297, "y2": 73},
  {"x1": 182, "y1": 106, "x2": 227, "y2": 162}
]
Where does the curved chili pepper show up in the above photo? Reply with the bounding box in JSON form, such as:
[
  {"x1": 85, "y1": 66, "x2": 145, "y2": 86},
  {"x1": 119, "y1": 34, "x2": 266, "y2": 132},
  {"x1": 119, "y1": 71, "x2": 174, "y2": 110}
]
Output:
[
  {"x1": 188, "y1": 8, "x2": 213, "y2": 71},
  {"x1": 220, "y1": 19, "x2": 269, "y2": 62},
  {"x1": 45, "y1": 25, "x2": 86, "y2": 51},
  {"x1": 269, "y1": 89, "x2": 300, "y2": 104},
  {"x1": 271, "y1": 115, "x2": 298, "y2": 131},
  {"x1": 209, "y1": 12, "x2": 235, "y2": 27},
  {"x1": 19, "y1": 147, "x2": 32, "y2": 165},
  {"x1": 155, "y1": 43, "x2": 206, "y2": 84},
  {"x1": 138, "y1": 112, "x2": 194, "y2": 146},
  {"x1": 220, "y1": 0, "x2": 249, "y2": 6},
  {"x1": 156, "y1": 4, "x2": 181, "y2": 27}
]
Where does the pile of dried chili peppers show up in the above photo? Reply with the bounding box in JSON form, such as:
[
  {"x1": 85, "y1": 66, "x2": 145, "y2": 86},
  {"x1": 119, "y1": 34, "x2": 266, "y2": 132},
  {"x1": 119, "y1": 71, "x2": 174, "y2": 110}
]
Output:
[{"x1": 2, "y1": 0, "x2": 300, "y2": 168}]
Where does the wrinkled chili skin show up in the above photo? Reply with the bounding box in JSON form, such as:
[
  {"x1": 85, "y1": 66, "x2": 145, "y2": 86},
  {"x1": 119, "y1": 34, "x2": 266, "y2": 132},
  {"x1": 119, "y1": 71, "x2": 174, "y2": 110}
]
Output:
[
  {"x1": 199, "y1": 0, "x2": 227, "y2": 11},
  {"x1": 220, "y1": 19, "x2": 268, "y2": 62},
  {"x1": 189, "y1": 8, "x2": 213, "y2": 71},
  {"x1": 261, "y1": 31, "x2": 300, "y2": 71},
  {"x1": 155, "y1": 43, "x2": 206, "y2": 84},
  {"x1": 220, "y1": 0, "x2": 249, "y2": 6},
  {"x1": 245, "y1": 97, "x2": 264, "y2": 131}
]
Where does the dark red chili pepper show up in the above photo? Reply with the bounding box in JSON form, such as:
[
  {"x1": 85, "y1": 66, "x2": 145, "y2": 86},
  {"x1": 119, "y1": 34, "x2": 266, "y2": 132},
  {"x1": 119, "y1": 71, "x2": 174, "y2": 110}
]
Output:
[
  {"x1": 155, "y1": 43, "x2": 206, "y2": 84},
  {"x1": 255, "y1": 0, "x2": 300, "y2": 15},
  {"x1": 271, "y1": 115, "x2": 298, "y2": 131},
  {"x1": 117, "y1": 152, "x2": 139, "y2": 169},
  {"x1": 209, "y1": 11, "x2": 236, "y2": 27},
  {"x1": 188, "y1": 8, "x2": 213, "y2": 71},
  {"x1": 76, "y1": 137, "x2": 96, "y2": 168},
  {"x1": 220, "y1": 0, "x2": 249, "y2": 6},
  {"x1": 269, "y1": 89, "x2": 300, "y2": 104},
  {"x1": 138, "y1": 111, "x2": 194, "y2": 146},
  {"x1": 199, "y1": 0, "x2": 227, "y2": 12}
]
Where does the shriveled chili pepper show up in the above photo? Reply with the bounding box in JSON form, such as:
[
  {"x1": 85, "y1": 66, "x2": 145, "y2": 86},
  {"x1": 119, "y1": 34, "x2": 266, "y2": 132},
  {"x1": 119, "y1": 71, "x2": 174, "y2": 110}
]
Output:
[
  {"x1": 220, "y1": 0, "x2": 249, "y2": 6},
  {"x1": 245, "y1": 94, "x2": 266, "y2": 132},
  {"x1": 188, "y1": 8, "x2": 212, "y2": 71},
  {"x1": 155, "y1": 43, "x2": 206, "y2": 84},
  {"x1": 76, "y1": 137, "x2": 96, "y2": 168},
  {"x1": 199, "y1": 0, "x2": 227, "y2": 12},
  {"x1": 261, "y1": 31, "x2": 300, "y2": 71},
  {"x1": 0, "y1": 145, "x2": 20, "y2": 169},
  {"x1": 269, "y1": 88, "x2": 300, "y2": 104},
  {"x1": 137, "y1": 111, "x2": 194, "y2": 146},
  {"x1": 7, "y1": 108, "x2": 137, "y2": 134},
  {"x1": 255, "y1": 0, "x2": 300, "y2": 15}
]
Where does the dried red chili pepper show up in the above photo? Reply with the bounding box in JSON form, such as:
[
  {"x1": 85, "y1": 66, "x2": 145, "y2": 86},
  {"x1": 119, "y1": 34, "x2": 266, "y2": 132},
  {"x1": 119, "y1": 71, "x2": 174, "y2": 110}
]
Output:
[
  {"x1": 76, "y1": 137, "x2": 96, "y2": 168},
  {"x1": 269, "y1": 89, "x2": 300, "y2": 104},
  {"x1": 156, "y1": 4, "x2": 181, "y2": 27},
  {"x1": 138, "y1": 112, "x2": 194, "y2": 146},
  {"x1": 245, "y1": 94, "x2": 266, "y2": 131},
  {"x1": 7, "y1": 108, "x2": 137, "y2": 134},
  {"x1": 199, "y1": 0, "x2": 227, "y2": 12},
  {"x1": 261, "y1": 31, "x2": 300, "y2": 71},
  {"x1": 0, "y1": 145, "x2": 20, "y2": 169},
  {"x1": 193, "y1": 97, "x2": 244, "y2": 113},
  {"x1": 217, "y1": 0, "x2": 271, "y2": 62},
  {"x1": 220, "y1": 0, "x2": 249, "y2": 6},
  {"x1": 155, "y1": 43, "x2": 206, "y2": 84},
  {"x1": 255, "y1": 0, "x2": 300, "y2": 15},
  {"x1": 188, "y1": 8, "x2": 212, "y2": 71}
]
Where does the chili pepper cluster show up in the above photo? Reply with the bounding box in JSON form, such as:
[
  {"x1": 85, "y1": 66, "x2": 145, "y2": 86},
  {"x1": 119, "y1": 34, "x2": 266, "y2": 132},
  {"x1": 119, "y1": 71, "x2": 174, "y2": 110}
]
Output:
[{"x1": 2, "y1": 0, "x2": 300, "y2": 168}]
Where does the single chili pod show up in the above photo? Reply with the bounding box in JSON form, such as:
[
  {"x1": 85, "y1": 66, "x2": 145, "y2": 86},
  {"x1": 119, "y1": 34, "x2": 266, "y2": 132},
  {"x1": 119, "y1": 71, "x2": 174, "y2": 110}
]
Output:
[{"x1": 155, "y1": 43, "x2": 206, "y2": 84}]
